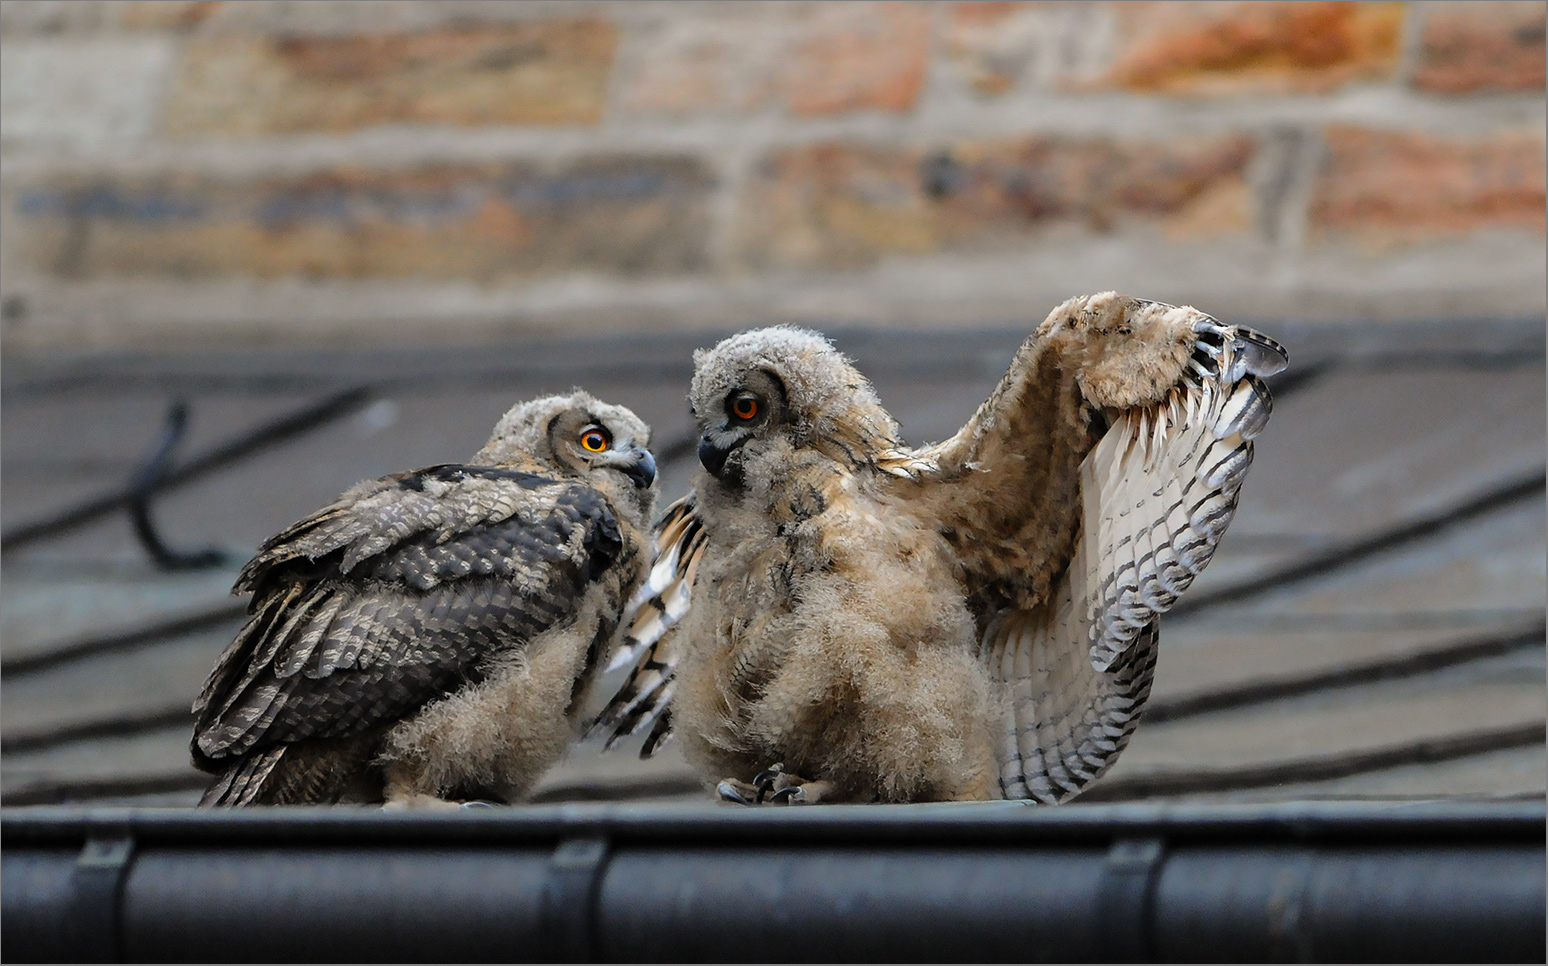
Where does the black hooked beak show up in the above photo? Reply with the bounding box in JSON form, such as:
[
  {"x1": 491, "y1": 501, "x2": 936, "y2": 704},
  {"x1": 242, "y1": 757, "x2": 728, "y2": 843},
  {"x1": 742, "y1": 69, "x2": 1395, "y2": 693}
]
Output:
[
  {"x1": 622, "y1": 448, "x2": 657, "y2": 490},
  {"x1": 698, "y1": 434, "x2": 735, "y2": 478}
]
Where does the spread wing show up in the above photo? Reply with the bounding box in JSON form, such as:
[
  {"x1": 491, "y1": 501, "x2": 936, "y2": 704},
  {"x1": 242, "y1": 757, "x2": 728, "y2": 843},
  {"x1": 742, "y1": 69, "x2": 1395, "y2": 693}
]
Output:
[
  {"x1": 587, "y1": 495, "x2": 703, "y2": 756},
  {"x1": 192, "y1": 464, "x2": 623, "y2": 773},
  {"x1": 906, "y1": 299, "x2": 1286, "y2": 802},
  {"x1": 593, "y1": 295, "x2": 1284, "y2": 794}
]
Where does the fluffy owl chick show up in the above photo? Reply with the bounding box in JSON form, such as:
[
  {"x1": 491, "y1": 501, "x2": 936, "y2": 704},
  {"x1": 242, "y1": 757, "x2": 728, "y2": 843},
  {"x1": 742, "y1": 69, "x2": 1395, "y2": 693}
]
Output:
[
  {"x1": 192, "y1": 391, "x2": 657, "y2": 808},
  {"x1": 595, "y1": 293, "x2": 1285, "y2": 805}
]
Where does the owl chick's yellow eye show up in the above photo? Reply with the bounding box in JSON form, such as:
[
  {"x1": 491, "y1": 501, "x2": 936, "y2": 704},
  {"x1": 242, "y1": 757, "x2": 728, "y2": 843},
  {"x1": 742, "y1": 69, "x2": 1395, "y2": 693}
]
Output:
[
  {"x1": 580, "y1": 427, "x2": 611, "y2": 452},
  {"x1": 731, "y1": 393, "x2": 760, "y2": 421}
]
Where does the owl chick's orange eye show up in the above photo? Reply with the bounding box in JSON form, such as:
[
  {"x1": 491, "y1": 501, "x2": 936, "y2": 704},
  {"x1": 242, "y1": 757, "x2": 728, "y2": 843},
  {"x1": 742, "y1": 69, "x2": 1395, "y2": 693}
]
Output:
[
  {"x1": 731, "y1": 393, "x2": 760, "y2": 421},
  {"x1": 580, "y1": 427, "x2": 611, "y2": 452}
]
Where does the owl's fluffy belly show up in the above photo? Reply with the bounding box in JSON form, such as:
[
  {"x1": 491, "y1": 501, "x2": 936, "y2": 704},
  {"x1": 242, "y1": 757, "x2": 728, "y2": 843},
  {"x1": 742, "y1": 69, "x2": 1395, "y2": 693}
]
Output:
[
  {"x1": 674, "y1": 509, "x2": 1003, "y2": 803},
  {"x1": 378, "y1": 580, "x2": 616, "y2": 802}
]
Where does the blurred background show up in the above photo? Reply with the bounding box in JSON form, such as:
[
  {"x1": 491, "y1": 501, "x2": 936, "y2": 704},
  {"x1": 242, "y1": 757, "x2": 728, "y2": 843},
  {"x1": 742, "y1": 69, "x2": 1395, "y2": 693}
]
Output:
[{"x1": 2, "y1": 0, "x2": 1544, "y2": 807}]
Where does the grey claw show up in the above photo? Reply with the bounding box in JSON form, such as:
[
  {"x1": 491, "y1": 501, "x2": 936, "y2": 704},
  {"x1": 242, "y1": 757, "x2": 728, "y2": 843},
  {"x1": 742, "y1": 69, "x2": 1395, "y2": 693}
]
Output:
[
  {"x1": 717, "y1": 780, "x2": 757, "y2": 806},
  {"x1": 768, "y1": 786, "x2": 803, "y2": 805},
  {"x1": 752, "y1": 766, "x2": 782, "y2": 787},
  {"x1": 751, "y1": 762, "x2": 785, "y2": 803},
  {"x1": 459, "y1": 800, "x2": 499, "y2": 810}
]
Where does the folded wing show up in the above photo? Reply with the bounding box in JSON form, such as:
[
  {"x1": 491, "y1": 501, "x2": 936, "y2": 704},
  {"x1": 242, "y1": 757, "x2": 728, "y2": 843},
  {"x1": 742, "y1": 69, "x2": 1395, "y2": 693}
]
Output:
[{"x1": 192, "y1": 465, "x2": 623, "y2": 780}]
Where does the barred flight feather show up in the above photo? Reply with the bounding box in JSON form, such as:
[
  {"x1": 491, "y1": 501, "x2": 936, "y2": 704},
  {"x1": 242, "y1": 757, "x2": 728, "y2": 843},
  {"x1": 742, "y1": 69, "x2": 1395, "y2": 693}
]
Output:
[
  {"x1": 589, "y1": 496, "x2": 703, "y2": 753},
  {"x1": 986, "y1": 319, "x2": 1283, "y2": 804}
]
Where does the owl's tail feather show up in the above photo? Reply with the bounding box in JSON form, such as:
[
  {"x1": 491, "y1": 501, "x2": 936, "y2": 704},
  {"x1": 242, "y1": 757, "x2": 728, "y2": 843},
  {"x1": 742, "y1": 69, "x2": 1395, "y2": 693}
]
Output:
[{"x1": 198, "y1": 746, "x2": 286, "y2": 807}]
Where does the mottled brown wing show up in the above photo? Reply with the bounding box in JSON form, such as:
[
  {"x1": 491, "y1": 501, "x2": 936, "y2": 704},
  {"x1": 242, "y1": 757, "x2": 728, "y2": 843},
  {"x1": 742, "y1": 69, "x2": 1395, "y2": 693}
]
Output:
[
  {"x1": 587, "y1": 495, "x2": 703, "y2": 756},
  {"x1": 192, "y1": 464, "x2": 622, "y2": 771},
  {"x1": 980, "y1": 321, "x2": 1285, "y2": 802}
]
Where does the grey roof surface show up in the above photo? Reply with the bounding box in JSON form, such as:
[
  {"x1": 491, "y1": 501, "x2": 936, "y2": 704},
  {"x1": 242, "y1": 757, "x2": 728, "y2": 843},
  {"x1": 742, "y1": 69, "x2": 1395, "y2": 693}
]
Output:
[{"x1": 2, "y1": 318, "x2": 1543, "y2": 808}]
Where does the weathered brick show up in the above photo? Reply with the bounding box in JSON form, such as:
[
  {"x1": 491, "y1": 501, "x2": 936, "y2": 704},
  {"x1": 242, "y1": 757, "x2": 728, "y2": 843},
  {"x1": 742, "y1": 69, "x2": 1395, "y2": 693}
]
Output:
[
  {"x1": 162, "y1": 19, "x2": 618, "y2": 135},
  {"x1": 0, "y1": 1, "x2": 119, "y2": 35},
  {"x1": 616, "y1": 2, "x2": 931, "y2": 119},
  {"x1": 615, "y1": 8, "x2": 790, "y2": 116},
  {"x1": 1102, "y1": 1, "x2": 1405, "y2": 95},
  {"x1": 738, "y1": 136, "x2": 1254, "y2": 269},
  {"x1": 945, "y1": 1, "x2": 1111, "y2": 96},
  {"x1": 119, "y1": 1, "x2": 222, "y2": 31},
  {"x1": 0, "y1": 37, "x2": 176, "y2": 145},
  {"x1": 11, "y1": 158, "x2": 714, "y2": 280},
  {"x1": 1308, "y1": 127, "x2": 1546, "y2": 240},
  {"x1": 1412, "y1": 1, "x2": 1547, "y2": 94},
  {"x1": 947, "y1": 0, "x2": 1034, "y2": 96},
  {"x1": 783, "y1": 1, "x2": 933, "y2": 116}
]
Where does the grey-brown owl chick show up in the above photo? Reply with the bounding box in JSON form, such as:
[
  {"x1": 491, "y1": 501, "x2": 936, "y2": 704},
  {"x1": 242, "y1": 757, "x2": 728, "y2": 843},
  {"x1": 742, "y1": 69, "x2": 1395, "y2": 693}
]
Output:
[
  {"x1": 595, "y1": 293, "x2": 1285, "y2": 805},
  {"x1": 192, "y1": 391, "x2": 657, "y2": 808}
]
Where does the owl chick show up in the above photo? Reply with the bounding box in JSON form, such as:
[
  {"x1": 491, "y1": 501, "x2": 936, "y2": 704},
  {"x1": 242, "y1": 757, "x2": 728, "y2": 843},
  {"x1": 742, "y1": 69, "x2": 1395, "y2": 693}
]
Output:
[
  {"x1": 594, "y1": 293, "x2": 1285, "y2": 805},
  {"x1": 192, "y1": 391, "x2": 657, "y2": 808}
]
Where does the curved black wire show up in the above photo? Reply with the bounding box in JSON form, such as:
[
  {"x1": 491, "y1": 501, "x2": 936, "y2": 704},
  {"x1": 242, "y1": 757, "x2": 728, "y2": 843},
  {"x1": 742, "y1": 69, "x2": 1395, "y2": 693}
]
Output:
[{"x1": 128, "y1": 400, "x2": 228, "y2": 571}]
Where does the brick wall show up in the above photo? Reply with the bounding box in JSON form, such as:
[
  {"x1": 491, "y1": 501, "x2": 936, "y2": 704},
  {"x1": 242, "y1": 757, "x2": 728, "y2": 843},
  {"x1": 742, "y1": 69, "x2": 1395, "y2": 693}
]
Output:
[{"x1": 1, "y1": 0, "x2": 1543, "y2": 350}]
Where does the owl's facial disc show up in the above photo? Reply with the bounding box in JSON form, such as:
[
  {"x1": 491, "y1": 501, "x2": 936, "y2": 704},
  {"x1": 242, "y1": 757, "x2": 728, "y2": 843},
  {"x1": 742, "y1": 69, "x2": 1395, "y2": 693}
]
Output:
[
  {"x1": 550, "y1": 409, "x2": 657, "y2": 489},
  {"x1": 699, "y1": 370, "x2": 784, "y2": 484}
]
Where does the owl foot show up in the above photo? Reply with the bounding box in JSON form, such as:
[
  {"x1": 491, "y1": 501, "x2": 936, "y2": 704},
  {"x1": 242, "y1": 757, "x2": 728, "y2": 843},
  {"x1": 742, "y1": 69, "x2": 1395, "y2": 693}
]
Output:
[
  {"x1": 382, "y1": 792, "x2": 461, "y2": 811},
  {"x1": 381, "y1": 781, "x2": 506, "y2": 810},
  {"x1": 382, "y1": 796, "x2": 502, "y2": 811},
  {"x1": 716, "y1": 764, "x2": 832, "y2": 806},
  {"x1": 715, "y1": 779, "x2": 758, "y2": 805}
]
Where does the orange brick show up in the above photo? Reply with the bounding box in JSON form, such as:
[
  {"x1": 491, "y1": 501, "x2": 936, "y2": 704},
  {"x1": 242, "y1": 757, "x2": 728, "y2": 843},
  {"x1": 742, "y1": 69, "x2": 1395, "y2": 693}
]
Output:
[
  {"x1": 119, "y1": 1, "x2": 222, "y2": 31},
  {"x1": 952, "y1": 0, "x2": 1040, "y2": 24},
  {"x1": 946, "y1": 1, "x2": 1099, "y2": 96},
  {"x1": 12, "y1": 159, "x2": 713, "y2": 280},
  {"x1": 1309, "y1": 127, "x2": 1547, "y2": 240},
  {"x1": 783, "y1": 1, "x2": 933, "y2": 116},
  {"x1": 1102, "y1": 1, "x2": 1405, "y2": 95},
  {"x1": 1413, "y1": 1, "x2": 1547, "y2": 94},
  {"x1": 739, "y1": 136, "x2": 1254, "y2": 269},
  {"x1": 617, "y1": 2, "x2": 933, "y2": 119},
  {"x1": 616, "y1": 10, "x2": 788, "y2": 116},
  {"x1": 163, "y1": 19, "x2": 618, "y2": 135}
]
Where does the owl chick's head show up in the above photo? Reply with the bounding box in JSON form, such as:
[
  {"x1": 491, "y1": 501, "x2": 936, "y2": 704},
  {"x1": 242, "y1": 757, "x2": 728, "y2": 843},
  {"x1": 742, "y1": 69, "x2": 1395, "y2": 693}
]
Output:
[
  {"x1": 474, "y1": 390, "x2": 657, "y2": 516},
  {"x1": 690, "y1": 326, "x2": 900, "y2": 485}
]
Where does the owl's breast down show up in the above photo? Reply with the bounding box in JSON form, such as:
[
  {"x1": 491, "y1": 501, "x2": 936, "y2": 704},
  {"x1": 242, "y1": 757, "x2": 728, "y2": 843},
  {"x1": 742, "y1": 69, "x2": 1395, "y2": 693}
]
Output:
[{"x1": 673, "y1": 467, "x2": 1004, "y2": 803}]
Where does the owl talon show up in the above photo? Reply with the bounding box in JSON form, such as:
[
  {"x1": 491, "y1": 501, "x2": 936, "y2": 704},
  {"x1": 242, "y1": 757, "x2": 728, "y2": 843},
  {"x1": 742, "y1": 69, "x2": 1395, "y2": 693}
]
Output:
[
  {"x1": 718, "y1": 764, "x2": 809, "y2": 806},
  {"x1": 458, "y1": 800, "x2": 500, "y2": 809},
  {"x1": 717, "y1": 779, "x2": 760, "y2": 806},
  {"x1": 737, "y1": 764, "x2": 829, "y2": 805},
  {"x1": 752, "y1": 762, "x2": 786, "y2": 803},
  {"x1": 752, "y1": 764, "x2": 785, "y2": 786}
]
